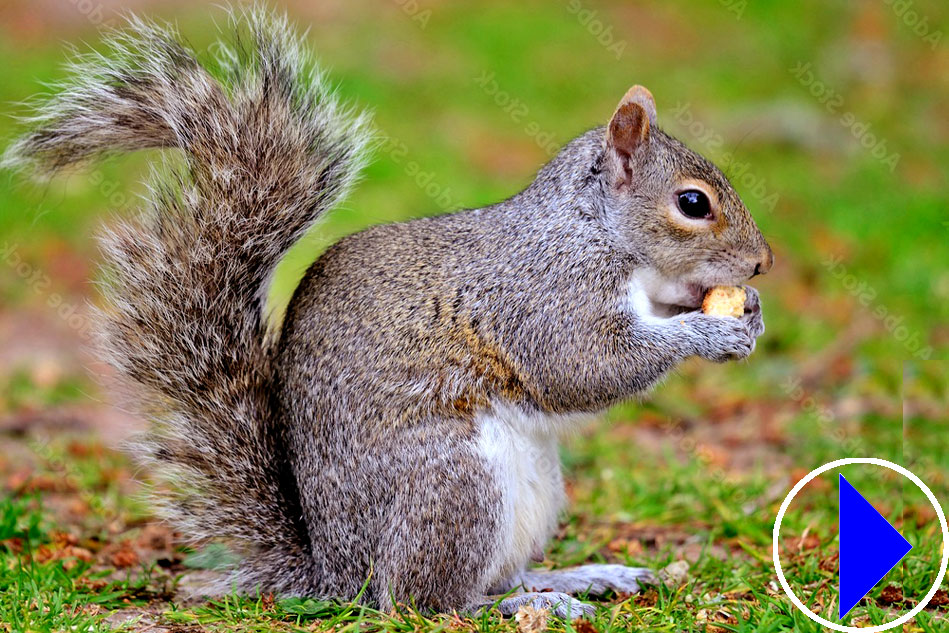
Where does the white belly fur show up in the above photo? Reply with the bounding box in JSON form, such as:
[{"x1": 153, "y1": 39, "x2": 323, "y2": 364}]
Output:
[{"x1": 475, "y1": 402, "x2": 593, "y2": 588}]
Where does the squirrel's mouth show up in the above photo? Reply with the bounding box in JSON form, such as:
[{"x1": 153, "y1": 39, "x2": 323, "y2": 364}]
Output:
[
  {"x1": 648, "y1": 283, "x2": 707, "y2": 316},
  {"x1": 676, "y1": 283, "x2": 708, "y2": 310},
  {"x1": 627, "y1": 272, "x2": 708, "y2": 319},
  {"x1": 663, "y1": 302, "x2": 702, "y2": 316}
]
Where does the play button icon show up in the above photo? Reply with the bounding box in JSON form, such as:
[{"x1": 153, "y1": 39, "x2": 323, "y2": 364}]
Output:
[
  {"x1": 774, "y1": 458, "x2": 949, "y2": 632},
  {"x1": 838, "y1": 474, "x2": 913, "y2": 619}
]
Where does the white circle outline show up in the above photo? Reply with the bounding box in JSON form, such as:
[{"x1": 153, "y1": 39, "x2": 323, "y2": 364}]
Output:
[{"x1": 772, "y1": 457, "x2": 949, "y2": 632}]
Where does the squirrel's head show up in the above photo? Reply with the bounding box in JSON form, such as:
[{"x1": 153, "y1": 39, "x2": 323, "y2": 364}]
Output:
[{"x1": 600, "y1": 85, "x2": 773, "y2": 312}]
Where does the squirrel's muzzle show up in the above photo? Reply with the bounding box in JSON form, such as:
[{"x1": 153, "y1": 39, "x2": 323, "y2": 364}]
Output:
[{"x1": 750, "y1": 246, "x2": 774, "y2": 277}]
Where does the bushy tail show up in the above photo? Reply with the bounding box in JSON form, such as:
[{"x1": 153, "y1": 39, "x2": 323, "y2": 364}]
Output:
[{"x1": 6, "y1": 7, "x2": 371, "y2": 594}]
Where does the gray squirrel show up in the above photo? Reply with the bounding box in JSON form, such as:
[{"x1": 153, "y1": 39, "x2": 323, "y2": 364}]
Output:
[{"x1": 6, "y1": 7, "x2": 772, "y2": 619}]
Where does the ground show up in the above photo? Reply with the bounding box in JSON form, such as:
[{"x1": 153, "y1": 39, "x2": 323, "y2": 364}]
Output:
[{"x1": 0, "y1": 0, "x2": 947, "y2": 631}]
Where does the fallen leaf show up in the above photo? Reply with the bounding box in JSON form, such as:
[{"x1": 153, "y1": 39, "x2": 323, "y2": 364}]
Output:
[
  {"x1": 877, "y1": 585, "x2": 903, "y2": 606},
  {"x1": 574, "y1": 619, "x2": 598, "y2": 633},
  {"x1": 110, "y1": 543, "x2": 139, "y2": 568},
  {"x1": 52, "y1": 531, "x2": 79, "y2": 547},
  {"x1": 818, "y1": 551, "x2": 838, "y2": 572},
  {"x1": 930, "y1": 589, "x2": 948, "y2": 607},
  {"x1": 787, "y1": 533, "x2": 821, "y2": 551},
  {"x1": 64, "y1": 546, "x2": 94, "y2": 562},
  {"x1": 34, "y1": 543, "x2": 93, "y2": 564},
  {"x1": 66, "y1": 440, "x2": 104, "y2": 459},
  {"x1": 607, "y1": 537, "x2": 643, "y2": 557},
  {"x1": 697, "y1": 606, "x2": 739, "y2": 633},
  {"x1": 75, "y1": 577, "x2": 108, "y2": 591},
  {"x1": 6, "y1": 471, "x2": 77, "y2": 494},
  {"x1": 789, "y1": 468, "x2": 810, "y2": 487},
  {"x1": 514, "y1": 605, "x2": 548, "y2": 633},
  {"x1": 632, "y1": 589, "x2": 658, "y2": 607}
]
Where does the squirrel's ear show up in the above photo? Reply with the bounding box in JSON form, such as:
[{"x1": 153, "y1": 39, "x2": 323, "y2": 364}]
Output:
[
  {"x1": 607, "y1": 86, "x2": 654, "y2": 184},
  {"x1": 617, "y1": 85, "x2": 658, "y2": 127},
  {"x1": 608, "y1": 86, "x2": 656, "y2": 155}
]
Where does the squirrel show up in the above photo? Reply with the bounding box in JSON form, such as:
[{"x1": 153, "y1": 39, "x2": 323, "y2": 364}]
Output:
[{"x1": 5, "y1": 7, "x2": 772, "y2": 619}]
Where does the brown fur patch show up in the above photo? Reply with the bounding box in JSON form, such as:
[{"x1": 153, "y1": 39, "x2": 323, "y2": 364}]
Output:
[{"x1": 459, "y1": 320, "x2": 526, "y2": 404}]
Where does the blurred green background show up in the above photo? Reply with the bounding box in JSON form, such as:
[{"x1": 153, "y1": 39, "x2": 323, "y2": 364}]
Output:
[{"x1": 0, "y1": 1, "x2": 946, "y2": 631}]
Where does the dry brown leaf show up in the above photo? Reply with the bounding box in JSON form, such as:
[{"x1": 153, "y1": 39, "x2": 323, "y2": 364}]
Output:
[
  {"x1": 65, "y1": 546, "x2": 94, "y2": 562},
  {"x1": 787, "y1": 533, "x2": 821, "y2": 552},
  {"x1": 606, "y1": 537, "x2": 643, "y2": 557},
  {"x1": 573, "y1": 619, "x2": 598, "y2": 633},
  {"x1": 789, "y1": 467, "x2": 810, "y2": 487},
  {"x1": 75, "y1": 577, "x2": 108, "y2": 591},
  {"x1": 877, "y1": 585, "x2": 904, "y2": 606},
  {"x1": 51, "y1": 531, "x2": 79, "y2": 547},
  {"x1": 633, "y1": 589, "x2": 659, "y2": 607},
  {"x1": 66, "y1": 440, "x2": 104, "y2": 459},
  {"x1": 34, "y1": 543, "x2": 93, "y2": 564},
  {"x1": 514, "y1": 605, "x2": 549, "y2": 633},
  {"x1": 930, "y1": 589, "x2": 948, "y2": 607},
  {"x1": 697, "y1": 607, "x2": 739, "y2": 633},
  {"x1": 110, "y1": 543, "x2": 139, "y2": 568},
  {"x1": 818, "y1": 551, "x2": 838, "y2": 572}
]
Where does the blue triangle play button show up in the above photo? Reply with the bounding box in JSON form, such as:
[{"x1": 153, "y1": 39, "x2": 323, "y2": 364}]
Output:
[{"x1": 838, "y1": 474, "x2": 913, "y2": 619}]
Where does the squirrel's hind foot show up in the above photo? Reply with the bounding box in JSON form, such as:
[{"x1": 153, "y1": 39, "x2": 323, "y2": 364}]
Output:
[
  {"x1": 478, "y1": 591, "x2": 596, "y2": 619},
  {"x1": 517, "y1": 564, "x2": 657, "y2": 597}
]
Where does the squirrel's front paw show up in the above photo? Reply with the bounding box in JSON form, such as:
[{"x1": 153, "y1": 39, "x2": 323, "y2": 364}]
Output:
[
  {"x1": 741, "y1": 285, "x2": 765, "y2": 339},
  {"x1": 683, "y1": 311, "x2": 756, "y2": 362}
]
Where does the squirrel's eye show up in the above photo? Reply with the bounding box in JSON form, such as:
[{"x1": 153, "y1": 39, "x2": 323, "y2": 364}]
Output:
[{"x1": 676, "y1": 190, "x2": 712, "y2": 219}]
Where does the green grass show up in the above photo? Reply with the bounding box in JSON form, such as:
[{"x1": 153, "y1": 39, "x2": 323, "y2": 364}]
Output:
[
  {"x1": 0, "y1": 0, "x2": 947, "y2": 631},
  {"x1": 3, "y1": 422, "x2": 944, "y2": 631}
]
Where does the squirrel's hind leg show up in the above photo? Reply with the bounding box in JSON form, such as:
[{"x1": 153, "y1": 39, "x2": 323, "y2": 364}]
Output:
[{"x1": 370, "y1": 438, "x2": 507, "y2": 613}]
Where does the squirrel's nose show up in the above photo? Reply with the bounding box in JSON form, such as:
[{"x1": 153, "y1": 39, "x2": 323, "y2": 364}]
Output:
[{"x1": 751, "y1": 247, "x2": 774, "y2": 277}]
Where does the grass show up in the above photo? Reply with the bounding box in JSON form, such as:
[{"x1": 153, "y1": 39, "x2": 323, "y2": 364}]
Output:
[
  {"x1": 0, "y1": 0, "x2": 947, "y2": 631},
  {"x1": 2, "y1": 420, "x2": 945, "y2": 632}
]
